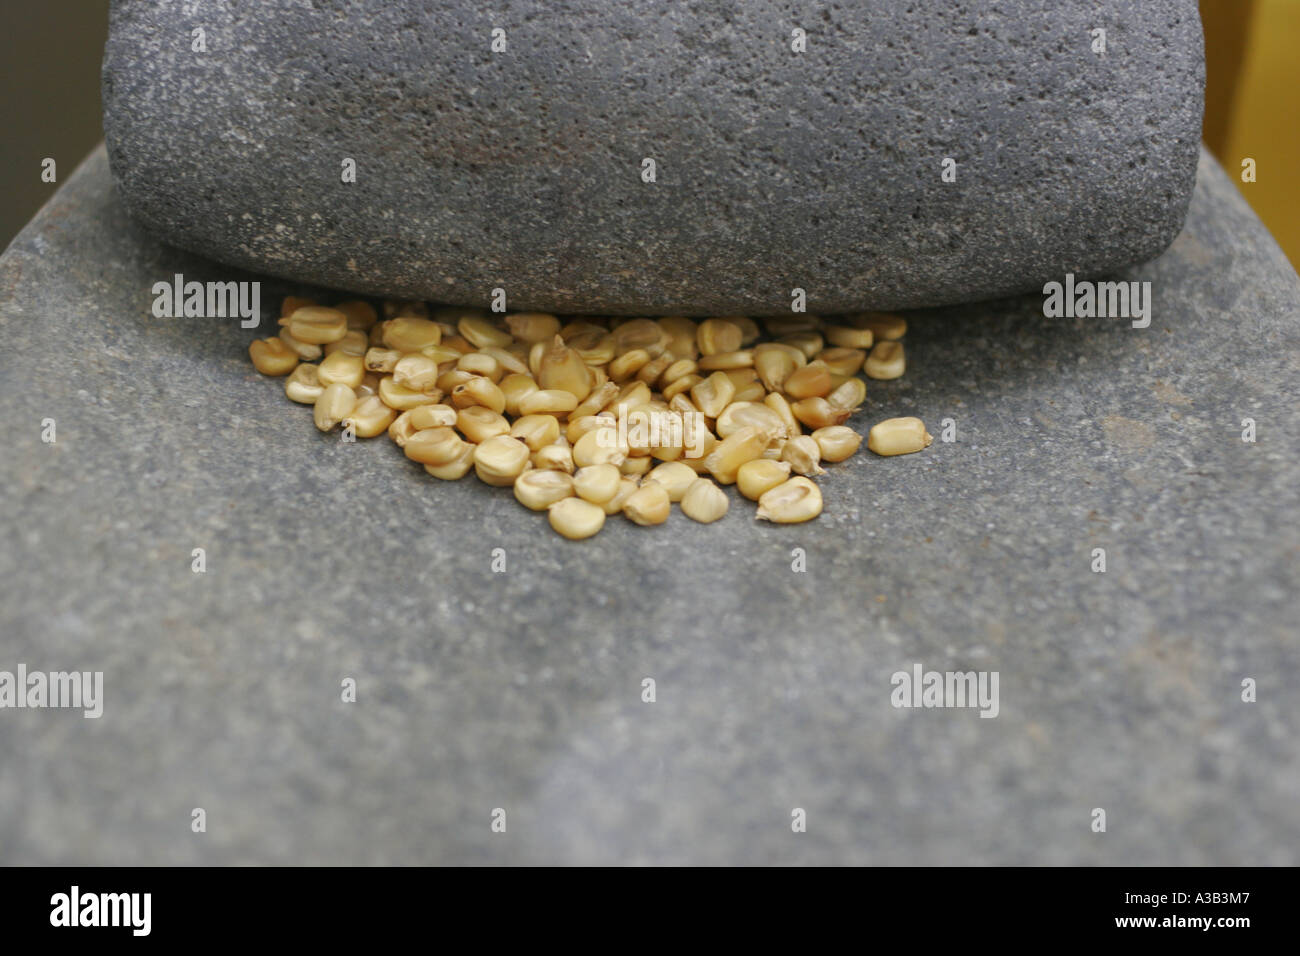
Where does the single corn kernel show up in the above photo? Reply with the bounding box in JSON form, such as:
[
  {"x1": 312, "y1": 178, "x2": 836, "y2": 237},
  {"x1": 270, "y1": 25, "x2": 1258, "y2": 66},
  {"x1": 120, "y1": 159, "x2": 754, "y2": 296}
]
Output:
[
  {"x1": 478, "y1": 345, "x2": 529, "y2": 376},
  {"x1": 279, "y1": 327, "x2": 323, "y2": 360},
  {"x1": 731, "y1": 381, "x2": 766, "y2": 404},
  {"x1": 602, "y1": 476, "x2": 640, "y2": 514},
  {"x1": 827, "y1": 377, "x2": 867, "y2": 412},
  {"x1": 313, "y1": 383, "x2": 357, "y2": 431},
  {"x1": 644, "y1": 460, "x2": 698, "y2": 502},
  {"x1": 548, "y1": 497, "x2": 606, "y2": 539},
  {"x1": 473, "y1": 435, "x2": 532, "y2": 486},
  {"x1": 436, "y1": 368, "x2": 477, "y2": 394},
  {"x1": 455, "y1": 314, "x2": 512, "y2": 350},
  {"x1": 824, "y1": 325, "x2": 874, "y2": 349},
  {"x1": 736, "y1": 459, "x2": 793, "y2": 500},
  {"x1": 764, "y1": 392, "x2": 801, "y2": 438},
  {"x1": 284, "y1": 362, "x2": 324, "y2": 404},
  {"x1": 345, "y1": 395, "x2": 397, "y2": 438},
  {"x1": 847, "y1": 311, "x2": 907, "y2": 340},
  {"x1": 378, "y1": 376, "x2": 442, "y2": 411},
  {"x1": 532, "y1": 440, "x2": 575, "y2": 473},
  {"x1": 423, "y1": 443, "x2": 476, "y2": 480},
  {"x1": 612, "y1": 318, "x2": 665, "y2": 355},
  {"x1": 864, "y1": 340, "x2": 905, "y2": 380},
  {"x1": 697, "y1": 350, "x2": 754, "y2": 371},
  {"x1": 514, "y1": 469, "x2": 575, "y2": 510},
  {"x1": 680, "y1": 478, "x2": 729, "y2": 523},
  {"x1": 511, "y1": 414, "x2": 562, "y2": 451},
  {"x1": 451, "y1": 377, "x2": 507, "y2": 414},
  {"x1": 356, "y1": 372, "x2": 381, "y2": 397},
  {"x1": 456, "y1": 406, "x2": 511, "y2": 443},
  {"x1": 620, "y1": 455, "x2": 653, "y2": 476},
  {"x1": 756, "y1": 476, "x2": 823, "y2": 523},
  {"x1": 867, "y1": 416, "x2": 932, "y2": 456},
  {"x1": 249, "y1": 337, "x2": 299, "y2": 376},
  {"x1": 505, "y1": 312, "x2": 561, "y2": 343},
  {"x1": 702, "y1": 425, "x2": 768, "y2": 484},
  {"x1": 755, "y1": 347, "x2": 796, "y2": 392},
  {"x1": 573, "y1": 463, "x2": 622, "y2": 504},
  {"x1": 791, "y1": 396, "x2": 852, "y2": 429},
  {"x1": 635, "y1": 354, "x2": 673, "y2": 387},
  {"x1": 570, "y1": 380, "x2": 620, "y2": 419},
  {"x1": 317, "y1": 350, "x2": 365, "y2": 389},
  {"x1": 573, "y1": 426, "x2": 628, "y2": 468},
  {"x1": 571, "y1": 331, "x2": 616, "y2": 366},
  {"x1": 608, "y1": 348, "x2": 652, "y2": 383},
  {"x1": 405, "y1": 427, "x2": 468, "y2": 466},
  {"x1": 697, "y1": 318, "x2": 744, "y2": 356},
  {"x1": 364, "y1": 347, "x2": 401, "y2": 373},
  {"x1": 324, "y1": 329, "x2": 369, "y2": 357},
  {"x1": 289, "y1": 306, "x2": 349, "y2": 345},
  {"x1": 818, "y1": 347, "x2": 867, "y2": 377},
  {"x1": 565, "y1": 414, "x2": 609, "y2": 445},
  {"x1": 781, "y1": 435, "x2": 826, "y2": 476},
  {"x1": 764, "y1": 315, "x2": 820, "y2": 336},
  {"x1": 382, "y1": 316, "x2": 443, "y2": 352},
  {"x1": 499, "y1": 373, "x2": 540, "y2": 416},
  {"x1": 538, "y1": 336, "x2": 592, "y2": 400},
  {"x1": 337, "y1": 300, "x2": 378, "y2": 331},
  {"x1": 407, "y1": 403, "x2": 457, "y2": 430},
  {"x1": 777, "y1": 331, "x2": 824, "y2": 359},
  {"x1": 518, "y1": 388, "x2": 580, "y2": 417},
  {"x1": 690, "y1": 371, "x2": 737, "y2": 419},
  {"x1": 623, "y1": 482, "x2": 671, "y2": 526},
  {"x1": 456, "y1": 351, "x2": 502, "y2": 381},
  {"x1": 657, "y1": 316, "x2": 699, "y2": 360},
  {"x1": 783, "y1": 364, "x2": 832, "y2": 400},
  {"x1": 716, "y1": 402, "x2": 786, "y2": 440},
  {"x1": 280, "y1": 295, "x2": 317, "y2": 317},
  {"x1": 660, "y1": 357, "x2": 698, "y2": 384},
  {"x1": 392, "y1": 354, "x2": 441, "y2": 393},
  {"x1": 731, "y1": 316, "x2": 761, "y2": 345},
  {"x1": 388, "y1": 410, "x2": 418, "y2": 446},
  {"x1": 812, "y1": 425, "x2": 864, "y2": 462},
  {"x1": 662, "y1": 373, "x2": 702, "y2": 402}
]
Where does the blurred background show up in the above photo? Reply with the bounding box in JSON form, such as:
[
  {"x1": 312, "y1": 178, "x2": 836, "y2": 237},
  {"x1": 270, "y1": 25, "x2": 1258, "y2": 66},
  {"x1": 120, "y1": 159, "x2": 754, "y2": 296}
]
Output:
[{"x1": 0, "y1": 0, "x2": 1295, "y2": 265}]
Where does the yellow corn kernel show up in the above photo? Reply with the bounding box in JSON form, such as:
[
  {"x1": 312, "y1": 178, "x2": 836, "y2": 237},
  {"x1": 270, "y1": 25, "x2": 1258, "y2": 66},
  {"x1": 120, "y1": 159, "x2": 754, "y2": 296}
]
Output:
[
  {"x1": 763, "y1": 392, "x2": 801, "y2": 438},
  {"x1": 573, "y1": 463, "x2": 623, "y2": 504},
  {"x1": 716, "y1": 401, "x2": 786, "y2": 440},
  {"x1": 697, "y1": 350, "x2": 754, "y2": 371},
  {"x1": 313, "y1": 383, "x2": 357, "y2": 431},
  {"x1": 791, "y1": 397, "x2": 851, "y2": 429},
  {"x1": 812, "y1": 425, "x2": 863, "y2": 462},
  {"x1": 783, "y1": 364, "x2": 832, "y2": 399},
  {"x1": 499, "y1": 373, "x2": 539, "y2": 416},
  {"x1": 249, "y1": 337, "x2": 299, "y2": 376},
  {"x1": 644, "y1": 460, "x2": 698, "y2": 502},
  {"x1": 423, "y1": 443, "x2": 476, "y2": 480},
  {"x1": 405, "y1": 427, "x2": 468, "y2": 466},
  {"x1": 344, "y1": 395, "x2": 397, "y2": 438},
  {"x1": 538, "y1": 336, "x2": 592, "y2": 400},
  {"x1": 623, "y1": 482, "x2": 671, "y2": 526},
  {"x1": 378, "y1": 376, "x2": 442, "y2": 410},
  {"x1": 515, "y1": 469, "x2": 575, "y2": 510},
  {"x1": 392, "y1": 354, "x2": 440, "y2": 393},
  {"x1": 680, "y1": 478, "x2": 729, "y2": 523},
  {"x1": 573, "y1": 426, "x2": 628, "y2": 468},
  {"x1": 532, "y1": 440, "x2": 575, "y2": 474},
  {"x1": 456, "y1": 406, "x2": 511, "y2": 443},
  {"x1": 518, "y1": 388, "x2": 580, "y2": 417},
  {"x1": 657, "y1": 316, "x2": 699, "y2": 360},
  {"x1": 570, "y1": 380, "x2": 620, "y2": 419},
  {"x1": 451, "y1": 377, "x2": 507, "y2": 414},
  {"x1": 867, "y1": 417, "x2": 932, "y2": 456},
  {"x1": 864, "y1": 340, "x2": 905, "y2": 380},
  {"x1": 697, "y1": 318, "x2": 743, "y2": 356},
  {"x1": 505, "y1": 312, "x2": 561, "y2": 343},
  {"x1": 381, "y1": 316, "x2": 442, "y2": 352},
  {"x1": 690, "y1": 371, "x2": 736, "y2": 418},
  {"x1": 608, "y1": 348, "x2": 652, "y2": 383},
  {"x1": 336, "y1": 300, "x2": 378, "y2": 331},
  {"x1": 548, "y1": 497, "x2": 606, "y2": 539},
  {"x1": 756, "y1": 476, "x2": 823, "y2": 523},
  {"x1": 278, "y1": 327, "x2": 323, "y2": 361},
  {"x1": 824, "y1": 325, "x2": 874, "y2": 349},
  {"x1": 317, "y1": 350, "x2": 365, "y2": 389},
  {"x1": 511, "y1": 414, "x2": 562, "y2": 451},
  {"x1": 827, "y1": 378, "x2": 867, "y2": 412},
  {"x1": 284, "y1": 362, "x2": 324, "y2": 404},
  {"x1": 702, "y1": 425, "x2": 767, "y2": 484},
  {"x1": 280, "y1": 295, "x2": 317, "y2": 317},
  {"x1": 364, "y1": 347, "x2": 401, "y2": 373},
  {"x1": 818, "y1": 347, "x2": 867, "y2": 377},
  {"x1": 473, "y1": 435, "x2": 531, "y2": 486},
  {"x1": 289, "y1": 306, "x2": 349, "y2": 345},
  {"x1": 736, "y1": 459, "x2": 792, "y2": 500},
  {"x1": 781, "y1": 435, "x2": 826, "y2": 476},
  {"x1": 846, "y1": 311, "x2": 907, "y2": 340}
]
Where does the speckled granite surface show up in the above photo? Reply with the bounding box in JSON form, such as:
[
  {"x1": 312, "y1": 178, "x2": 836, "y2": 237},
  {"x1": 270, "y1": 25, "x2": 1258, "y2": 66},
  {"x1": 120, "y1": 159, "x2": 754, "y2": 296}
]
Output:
[{"x1": 0, "y1": 146, "x2": 1296, "y2": 864}]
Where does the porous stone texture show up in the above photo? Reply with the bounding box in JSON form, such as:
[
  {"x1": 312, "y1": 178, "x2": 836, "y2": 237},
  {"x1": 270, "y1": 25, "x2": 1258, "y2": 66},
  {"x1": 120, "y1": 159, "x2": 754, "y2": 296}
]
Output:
[
  {"x1": 0, "y1": 147, "x2": 1296, "y2": 864},
  {"x1": 102, "y1": 0, "x2": 1203, "y2": 315}
]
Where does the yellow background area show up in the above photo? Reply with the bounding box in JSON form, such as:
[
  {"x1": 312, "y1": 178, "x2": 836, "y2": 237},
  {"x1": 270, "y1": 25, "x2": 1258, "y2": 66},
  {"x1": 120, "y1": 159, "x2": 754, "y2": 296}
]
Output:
[{"x1": 1202, "y1": 0, "x2": 1300, "y2": 267}]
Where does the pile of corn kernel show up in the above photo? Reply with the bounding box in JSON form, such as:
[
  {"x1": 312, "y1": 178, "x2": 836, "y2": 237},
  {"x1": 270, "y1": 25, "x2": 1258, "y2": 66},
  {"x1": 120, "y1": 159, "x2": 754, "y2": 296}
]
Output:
[{"x1": 248, "y1": 299, "x2": 931, "y2": 538}]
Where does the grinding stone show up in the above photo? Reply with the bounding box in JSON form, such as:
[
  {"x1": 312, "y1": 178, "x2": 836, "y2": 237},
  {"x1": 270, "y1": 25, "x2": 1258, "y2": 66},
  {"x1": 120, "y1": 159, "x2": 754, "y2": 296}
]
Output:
[
  {"x1": 0, "y1": 147, "x2": 1296, "y2": 865},
  {"x1": 101, "y1": 0, "x2": 1204, "y2": 315}
]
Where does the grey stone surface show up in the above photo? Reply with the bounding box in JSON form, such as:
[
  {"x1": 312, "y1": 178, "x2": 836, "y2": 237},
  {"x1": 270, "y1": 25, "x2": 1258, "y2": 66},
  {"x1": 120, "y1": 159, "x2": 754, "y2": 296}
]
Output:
[
  {"x1": 1, "y1": 146, "x2": 1297, "y2": 865},
  {"x1": 102, "y1": 0, "x2": 1204, "y2": 316}
]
